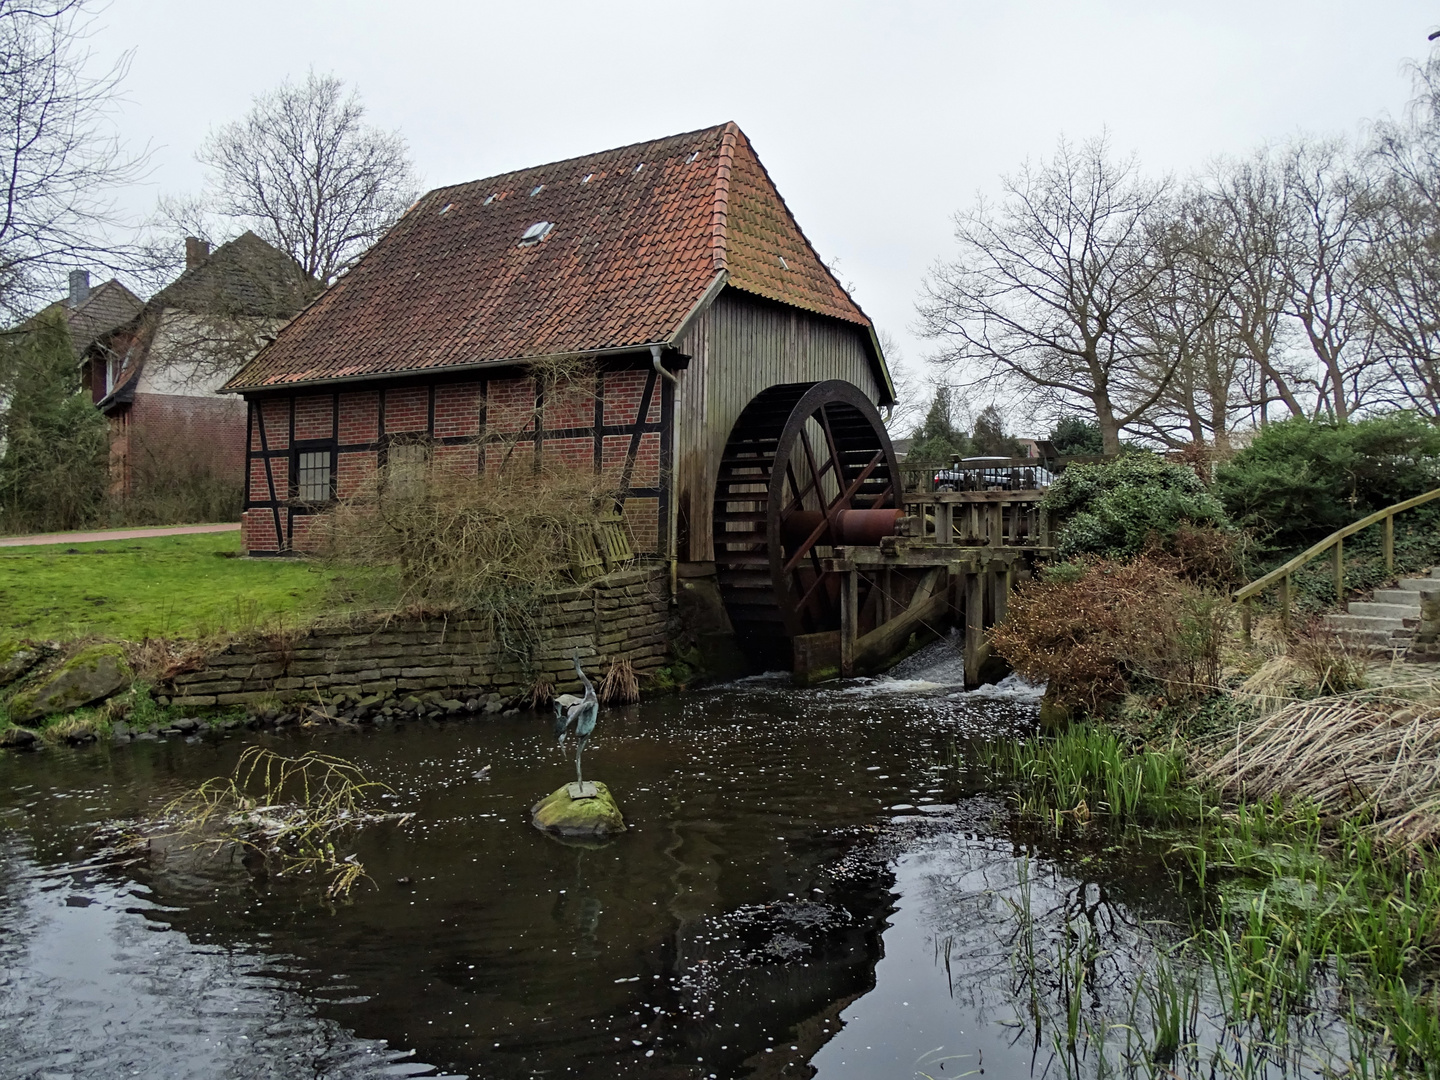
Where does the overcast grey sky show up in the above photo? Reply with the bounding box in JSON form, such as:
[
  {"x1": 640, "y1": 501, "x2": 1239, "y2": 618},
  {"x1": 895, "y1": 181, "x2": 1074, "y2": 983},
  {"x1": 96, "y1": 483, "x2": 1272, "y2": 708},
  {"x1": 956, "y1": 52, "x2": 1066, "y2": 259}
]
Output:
[{"x1": 91, "y1": 0, "x2": 1437, "y2": 426}]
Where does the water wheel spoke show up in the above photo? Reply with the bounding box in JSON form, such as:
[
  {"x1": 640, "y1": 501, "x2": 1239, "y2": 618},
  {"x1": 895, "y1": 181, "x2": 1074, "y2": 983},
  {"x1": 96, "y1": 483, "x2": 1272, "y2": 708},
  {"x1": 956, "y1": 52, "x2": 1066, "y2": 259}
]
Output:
[
  {"x1": 781, "y1": 448, "x2": 887, "y2": 575},
  {"x1": 714, "y1": 380, "x2": 900, "y2": 664}
]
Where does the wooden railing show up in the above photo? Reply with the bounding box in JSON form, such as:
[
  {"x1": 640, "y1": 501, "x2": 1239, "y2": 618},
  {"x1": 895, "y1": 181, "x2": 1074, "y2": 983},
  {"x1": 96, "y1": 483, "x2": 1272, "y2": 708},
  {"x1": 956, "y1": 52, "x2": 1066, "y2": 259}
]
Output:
[{"x1": 1232, "y1": 487, "x2": 1440, "y2": 635}]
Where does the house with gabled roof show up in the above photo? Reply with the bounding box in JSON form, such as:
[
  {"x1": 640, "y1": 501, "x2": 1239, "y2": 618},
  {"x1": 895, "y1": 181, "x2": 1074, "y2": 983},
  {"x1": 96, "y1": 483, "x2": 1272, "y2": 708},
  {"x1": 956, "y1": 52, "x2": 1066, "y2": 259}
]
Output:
[
  {"x1": 222, "y1": 121, "x2": 894, "y2": 568},
  {"x1": 82, "y1": 232, "x2": 313, "y2": 500}
]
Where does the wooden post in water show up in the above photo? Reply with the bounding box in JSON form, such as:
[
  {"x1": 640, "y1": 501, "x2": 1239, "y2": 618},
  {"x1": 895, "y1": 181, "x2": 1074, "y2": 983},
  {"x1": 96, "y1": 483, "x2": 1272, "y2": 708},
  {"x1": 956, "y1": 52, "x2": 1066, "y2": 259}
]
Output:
[
  {"x1": 1383, "y1": 514, "x2": 1395, "y2": 574},
  {"x1": 964, "y1": 569, "x2": 986, "y2": 689},
  {"x1": 839, "y1": 565, "x2": 857, "y2": 678},
  {"x1": 1333, "y1": 538, "x2": 1345, "y2": 603}
]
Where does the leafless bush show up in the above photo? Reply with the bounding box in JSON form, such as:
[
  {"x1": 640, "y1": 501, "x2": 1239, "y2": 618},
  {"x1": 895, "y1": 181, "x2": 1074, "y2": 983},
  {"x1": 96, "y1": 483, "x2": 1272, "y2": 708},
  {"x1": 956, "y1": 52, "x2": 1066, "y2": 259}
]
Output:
[
  {"x1": 1288, "y1": 618, "x2": 1372, "y2": 696},
  {"x1": 315, "y1": 461, "x2": 623, "y2": 655},
  {"x1": 991, "y1": 557, "x2": 1230, "y2": 713}
]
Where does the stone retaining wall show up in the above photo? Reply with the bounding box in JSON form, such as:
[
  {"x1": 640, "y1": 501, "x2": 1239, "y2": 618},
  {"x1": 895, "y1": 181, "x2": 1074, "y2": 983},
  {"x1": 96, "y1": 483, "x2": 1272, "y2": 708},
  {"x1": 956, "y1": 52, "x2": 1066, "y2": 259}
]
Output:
[
  {"x1": 1407, "y1": 587, "x2": 1440, "y2": 663},
  {"x1": 166, "y1": 567, "x2": 673, "y2": 708}
]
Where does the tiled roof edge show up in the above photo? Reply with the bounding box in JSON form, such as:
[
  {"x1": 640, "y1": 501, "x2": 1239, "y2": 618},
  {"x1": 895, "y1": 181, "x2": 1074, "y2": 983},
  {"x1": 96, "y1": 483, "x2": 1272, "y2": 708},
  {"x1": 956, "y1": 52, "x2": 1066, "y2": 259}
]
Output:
[
  {"x1": 729, "y1": 127, "x2": 873, "y2": 329},
  {"x1": 713, "y1": 123, "x2": 738, "y2": 272}
]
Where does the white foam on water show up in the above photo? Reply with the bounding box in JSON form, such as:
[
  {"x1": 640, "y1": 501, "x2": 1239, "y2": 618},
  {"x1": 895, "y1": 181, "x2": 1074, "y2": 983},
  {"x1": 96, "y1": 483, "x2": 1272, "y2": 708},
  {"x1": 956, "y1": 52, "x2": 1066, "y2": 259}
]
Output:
[{"x1": 954, "y1": 672, "x2": 1047, "y2": 703}]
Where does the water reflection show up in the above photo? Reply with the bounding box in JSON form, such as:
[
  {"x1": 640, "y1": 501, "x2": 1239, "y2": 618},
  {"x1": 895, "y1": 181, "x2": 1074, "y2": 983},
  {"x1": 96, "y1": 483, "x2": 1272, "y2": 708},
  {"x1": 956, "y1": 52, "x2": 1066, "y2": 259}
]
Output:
[{"x1": 0, "y1": 639, "x2": 1357, "y2": 1078}]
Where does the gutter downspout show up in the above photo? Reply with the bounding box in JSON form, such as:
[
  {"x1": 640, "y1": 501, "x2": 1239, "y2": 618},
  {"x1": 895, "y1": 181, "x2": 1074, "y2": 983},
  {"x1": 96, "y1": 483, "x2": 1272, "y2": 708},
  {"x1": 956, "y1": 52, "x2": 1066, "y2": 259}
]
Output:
[{"x1": 651, "y1": 344, "x2": 680, "y2": 604}]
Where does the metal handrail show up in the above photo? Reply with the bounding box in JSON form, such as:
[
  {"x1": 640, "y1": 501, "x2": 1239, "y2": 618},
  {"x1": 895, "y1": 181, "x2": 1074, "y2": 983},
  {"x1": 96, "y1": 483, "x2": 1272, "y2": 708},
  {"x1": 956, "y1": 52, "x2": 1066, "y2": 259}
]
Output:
[{"x1": 1233, "y1": 486, "x2": 1440, "y2": 634}]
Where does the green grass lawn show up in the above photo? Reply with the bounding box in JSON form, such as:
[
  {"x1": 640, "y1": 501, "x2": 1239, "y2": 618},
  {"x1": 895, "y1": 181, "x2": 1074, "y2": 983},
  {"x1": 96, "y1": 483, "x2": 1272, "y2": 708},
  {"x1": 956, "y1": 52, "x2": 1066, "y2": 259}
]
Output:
[{"x1": 0, "y1": 533, "x2": 335, "y2": 642}]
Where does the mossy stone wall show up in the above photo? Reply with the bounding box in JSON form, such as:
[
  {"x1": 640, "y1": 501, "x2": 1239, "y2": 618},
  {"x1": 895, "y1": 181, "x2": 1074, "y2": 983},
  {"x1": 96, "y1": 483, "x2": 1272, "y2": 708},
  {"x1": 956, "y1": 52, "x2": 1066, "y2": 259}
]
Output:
[{"x1": 166, "y1": 567, "x2": 672, "y2": 708}]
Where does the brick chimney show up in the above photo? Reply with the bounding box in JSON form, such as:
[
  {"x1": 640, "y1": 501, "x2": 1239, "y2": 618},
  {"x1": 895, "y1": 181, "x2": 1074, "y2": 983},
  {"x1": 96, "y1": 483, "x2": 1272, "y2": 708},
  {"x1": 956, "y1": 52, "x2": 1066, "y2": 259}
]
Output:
[
  {"x1": 68, "y1": 269, "x2": 90, "y2": 307},
  {"x1": 185, "y1": 236, "x2": 210, "y2": 269}
]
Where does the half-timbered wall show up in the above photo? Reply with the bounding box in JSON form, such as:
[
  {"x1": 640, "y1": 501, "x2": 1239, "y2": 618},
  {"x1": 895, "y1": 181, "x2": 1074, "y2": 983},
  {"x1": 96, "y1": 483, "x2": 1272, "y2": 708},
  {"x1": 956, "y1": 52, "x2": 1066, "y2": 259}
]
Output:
[
  {"x1": 672, "y1": 288, "x2": 883, "y2": 561},
  {"x1": 239, "y1": 362, "x2": 671, "y2": 556}
]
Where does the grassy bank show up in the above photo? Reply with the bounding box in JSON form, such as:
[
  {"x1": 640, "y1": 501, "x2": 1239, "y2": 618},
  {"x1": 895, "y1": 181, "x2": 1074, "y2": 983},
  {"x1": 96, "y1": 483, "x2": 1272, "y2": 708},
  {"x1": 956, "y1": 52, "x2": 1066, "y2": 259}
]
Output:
[
  {"x1": 976, "y1": 707, "x2": 1440, "y2": 1077},
  {"x1": 0, "y1": 532, "x2": 333, "y2": 641}
]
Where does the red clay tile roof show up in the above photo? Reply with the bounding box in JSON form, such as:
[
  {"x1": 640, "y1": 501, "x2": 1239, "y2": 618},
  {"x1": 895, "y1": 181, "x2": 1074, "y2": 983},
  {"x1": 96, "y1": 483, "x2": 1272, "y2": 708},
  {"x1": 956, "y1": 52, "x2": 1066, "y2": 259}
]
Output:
[{"x1": 225, "y1": 123, "x2": 876, "y2": 392}]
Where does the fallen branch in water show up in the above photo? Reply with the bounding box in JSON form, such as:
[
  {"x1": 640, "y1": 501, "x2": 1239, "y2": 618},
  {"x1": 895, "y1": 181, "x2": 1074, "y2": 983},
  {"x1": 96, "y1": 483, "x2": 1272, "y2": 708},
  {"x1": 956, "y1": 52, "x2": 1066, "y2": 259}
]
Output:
[{"x1": 149, "y1": 746, "x2": 409, "y2": 899}]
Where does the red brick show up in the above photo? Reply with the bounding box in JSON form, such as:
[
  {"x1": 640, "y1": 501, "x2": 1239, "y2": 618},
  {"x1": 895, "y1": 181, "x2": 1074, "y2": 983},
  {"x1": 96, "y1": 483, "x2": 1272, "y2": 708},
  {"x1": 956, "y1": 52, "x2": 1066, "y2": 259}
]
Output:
[
  {"x1": 294, "y1": 394, "x2": 333, "y2": 440},
  {"x1": 542, "y1": 436, "x2": 592, "y2": 472},
  {"x1": 339, "y1": 391, "x2": 379, "y2": 443},
  {"x1": 336, "y1": 451, "x2": 378, "y2": 497},
  {"x1": 434, "y1": 382, "x2": 482, "y2": 438},
  {"x1": 383, "y1": 386, "x2": 428, "y2": 433},
  {"x1": 487, "y1": 376, "x2": 536, "y2": 435}
]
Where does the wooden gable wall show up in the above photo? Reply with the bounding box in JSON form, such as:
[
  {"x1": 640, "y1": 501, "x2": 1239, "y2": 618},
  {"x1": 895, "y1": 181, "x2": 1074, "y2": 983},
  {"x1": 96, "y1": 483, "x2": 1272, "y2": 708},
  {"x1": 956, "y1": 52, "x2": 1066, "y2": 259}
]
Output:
[{"x1": 672, "y1": 288, "x2": 882, "y2": 562}]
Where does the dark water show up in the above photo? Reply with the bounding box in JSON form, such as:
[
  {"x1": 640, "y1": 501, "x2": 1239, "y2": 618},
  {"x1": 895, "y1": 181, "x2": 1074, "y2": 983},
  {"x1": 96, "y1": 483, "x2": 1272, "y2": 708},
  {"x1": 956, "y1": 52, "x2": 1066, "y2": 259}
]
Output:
[{"x1": 0, "y1": 642, "x2": 1346, "y2": 1079}]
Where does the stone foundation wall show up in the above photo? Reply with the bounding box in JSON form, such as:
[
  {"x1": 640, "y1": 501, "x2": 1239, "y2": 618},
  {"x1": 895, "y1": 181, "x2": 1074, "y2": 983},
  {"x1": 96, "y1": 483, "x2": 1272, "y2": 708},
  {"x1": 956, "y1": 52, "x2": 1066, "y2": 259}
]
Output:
[
  {"x1": 1407, "y1": 588, "x2": 1440, "y2": 663},
  {"x1": 166, "y1": 567, "x2": 672, "y2": 708}
]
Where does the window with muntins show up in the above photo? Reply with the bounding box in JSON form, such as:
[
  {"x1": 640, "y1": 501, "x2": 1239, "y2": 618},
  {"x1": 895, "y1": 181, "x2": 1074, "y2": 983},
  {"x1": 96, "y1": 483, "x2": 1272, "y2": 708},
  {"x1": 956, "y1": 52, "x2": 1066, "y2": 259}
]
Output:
[{"x1": 297, "y1": 451, "x2": 331, "y2": 502}]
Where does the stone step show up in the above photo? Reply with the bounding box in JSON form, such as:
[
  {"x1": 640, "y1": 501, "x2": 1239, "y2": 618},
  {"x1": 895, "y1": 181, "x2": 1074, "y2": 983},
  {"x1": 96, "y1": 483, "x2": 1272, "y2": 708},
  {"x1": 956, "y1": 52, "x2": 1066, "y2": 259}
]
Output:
[
  {"x1": 1347, "y1": 601, "x2": 1425, "y2": 619},
  {"x1": 1372, "y1": 589, "x2": 1425, "y2": 608},
  {"x1": 1321, "y1": 613, "x2": 1416, "y2": 632},
  {"x1": 1327, "y1": 628, "x2": 1415, "y2": 648},
  {"x1": 1397, "y1": 577, "x2": 1440, "y2": 591}
]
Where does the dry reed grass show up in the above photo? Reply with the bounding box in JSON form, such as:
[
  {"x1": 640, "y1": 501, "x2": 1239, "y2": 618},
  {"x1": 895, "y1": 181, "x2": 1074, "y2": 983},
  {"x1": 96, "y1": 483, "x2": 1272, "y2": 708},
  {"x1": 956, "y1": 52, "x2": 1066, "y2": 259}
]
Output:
[
  {"x1": 1202, "y1": 686, "x2": 1440, "y2": 846},
  {"x1": 599, "y1": 658, "x2": 639, "y2": 704}
]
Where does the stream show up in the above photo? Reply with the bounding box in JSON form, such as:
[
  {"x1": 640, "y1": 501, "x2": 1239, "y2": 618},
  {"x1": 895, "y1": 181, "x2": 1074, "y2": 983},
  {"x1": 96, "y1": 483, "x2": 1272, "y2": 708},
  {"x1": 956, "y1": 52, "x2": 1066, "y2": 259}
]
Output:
[{"x1": 0, "y1": 640, "x2": 1356, "y2": 1079}]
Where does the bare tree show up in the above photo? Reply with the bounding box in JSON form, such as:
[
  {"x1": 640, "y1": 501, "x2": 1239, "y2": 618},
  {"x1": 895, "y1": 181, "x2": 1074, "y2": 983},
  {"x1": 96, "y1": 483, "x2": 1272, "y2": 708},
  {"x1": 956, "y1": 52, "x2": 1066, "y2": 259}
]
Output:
[
  {"x1": 1280, "y1": 137, "x2": 1385, "y2": 421},
  {"x1": 1361, "y1": 53, "x2": 1440, "y2": 418},
  {"x1": 1128, "y1": 195, "x2": 1242, "y2": 448},
  {"x1": 195, "y1": 71, "x2": 418, "y2": 286},
  {"x1": 0, "y1": 0, "x2": 143, "y2": 319},
  {"x1": 919, "y1": 135, "x2": 1173, "y2": 455},
  {"x1": 1198, "y1": 150, "x2": 1309, "y2": 423}
]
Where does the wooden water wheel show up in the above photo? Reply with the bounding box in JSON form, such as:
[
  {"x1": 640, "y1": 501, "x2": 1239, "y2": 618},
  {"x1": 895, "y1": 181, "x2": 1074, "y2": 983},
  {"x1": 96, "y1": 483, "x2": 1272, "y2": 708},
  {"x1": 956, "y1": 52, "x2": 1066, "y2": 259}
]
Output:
[{"x1": 713, "y1": 380, "x2": 903, "y2": 665}]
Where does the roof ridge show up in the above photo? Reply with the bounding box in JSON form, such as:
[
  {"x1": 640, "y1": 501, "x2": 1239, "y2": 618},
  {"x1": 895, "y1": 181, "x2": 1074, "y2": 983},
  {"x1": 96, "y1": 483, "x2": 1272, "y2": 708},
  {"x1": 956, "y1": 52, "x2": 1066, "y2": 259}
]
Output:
[
  {"x1": 424, "y1": 122, "x2": 734, "y2": 200},
  {"x1": 712, "y1": 122, "x2": 739, "y2": 273}
]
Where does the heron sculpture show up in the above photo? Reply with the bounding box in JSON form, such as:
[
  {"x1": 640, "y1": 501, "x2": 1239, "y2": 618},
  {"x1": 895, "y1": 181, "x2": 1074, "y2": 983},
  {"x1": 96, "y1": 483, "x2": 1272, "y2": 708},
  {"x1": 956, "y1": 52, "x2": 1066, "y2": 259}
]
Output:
[{"x1": 553, "y1": 651, "x2": 600, "y2": 790}]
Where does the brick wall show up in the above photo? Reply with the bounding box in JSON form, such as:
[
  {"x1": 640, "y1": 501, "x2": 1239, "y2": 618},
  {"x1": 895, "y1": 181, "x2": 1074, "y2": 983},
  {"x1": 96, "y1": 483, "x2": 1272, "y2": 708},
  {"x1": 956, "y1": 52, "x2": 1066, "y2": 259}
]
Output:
[
  {"x1": 126, "y1": 391, "x2": 247, "y2": 493},
  {"x1": 243, "y1": 363, "x2": 669, "y2": 555},
  {"x1": 166, "y1": 567, "x2": 672, "y2": 707}
]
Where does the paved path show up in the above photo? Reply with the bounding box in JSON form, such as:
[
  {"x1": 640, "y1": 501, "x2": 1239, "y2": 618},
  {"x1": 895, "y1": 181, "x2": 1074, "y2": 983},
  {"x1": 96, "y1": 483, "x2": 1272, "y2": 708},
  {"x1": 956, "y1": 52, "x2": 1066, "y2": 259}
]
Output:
[{"x1": 0, "y1": 522, "x2": 241, "y2": 548}]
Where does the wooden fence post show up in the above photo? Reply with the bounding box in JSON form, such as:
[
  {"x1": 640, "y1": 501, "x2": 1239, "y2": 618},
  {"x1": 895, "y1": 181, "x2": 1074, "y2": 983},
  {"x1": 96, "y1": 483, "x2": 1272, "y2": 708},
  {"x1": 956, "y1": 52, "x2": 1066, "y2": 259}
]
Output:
[
  {"x1": 1384, "y1": 514, "x2": 1395, "y2": 574},
  {"x1": 1241, "y1": 599, "x2": 1252, "y2": 641},
  {"x1": 1280, "y1": 574, "x2": 1291, "y2": 635},
  {"x1": 1333, "y1": 538, "x2": 1344, "y2": 603}
]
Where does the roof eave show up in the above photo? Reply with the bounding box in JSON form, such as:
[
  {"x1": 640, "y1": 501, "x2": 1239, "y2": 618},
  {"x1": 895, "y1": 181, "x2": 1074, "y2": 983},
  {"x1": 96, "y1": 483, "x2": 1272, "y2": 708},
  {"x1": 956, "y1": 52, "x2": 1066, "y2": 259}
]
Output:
[{"x1": 221, "y1": 341, "x2": 678, "y2": 395}]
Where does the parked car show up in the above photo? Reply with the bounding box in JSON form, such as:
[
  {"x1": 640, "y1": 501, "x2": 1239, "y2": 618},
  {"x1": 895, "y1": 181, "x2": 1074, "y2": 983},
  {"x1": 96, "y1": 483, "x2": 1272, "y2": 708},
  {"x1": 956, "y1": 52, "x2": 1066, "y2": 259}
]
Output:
[{"x1": 932, "y1": 457, "x2": 1055, "y2": 492}]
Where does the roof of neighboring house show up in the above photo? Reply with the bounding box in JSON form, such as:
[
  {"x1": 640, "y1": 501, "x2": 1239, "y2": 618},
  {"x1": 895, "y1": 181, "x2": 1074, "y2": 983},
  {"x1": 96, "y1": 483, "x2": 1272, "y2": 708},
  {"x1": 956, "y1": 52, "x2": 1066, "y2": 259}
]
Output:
[
  {"x1": 88, "y1": 232, "x2": 313, "y2": 414},
  {"x1": 30, "y1": 278, "x2": 145, "y2": 354},
  {"x1": 224, "y1": 122, "x2": 889, "y2": 397},
  {"x1": 154, "y1": 230, "x2": 313, "y2": 317}
]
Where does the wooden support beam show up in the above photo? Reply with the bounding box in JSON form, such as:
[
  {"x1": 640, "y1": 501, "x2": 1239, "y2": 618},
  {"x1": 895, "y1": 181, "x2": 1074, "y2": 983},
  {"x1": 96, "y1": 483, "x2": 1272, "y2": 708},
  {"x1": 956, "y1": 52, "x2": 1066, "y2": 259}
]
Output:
[
  {"x1": 1384, "y1": 515, "x2": 1394, "y2": 574},
  {"x1": 1333, "y1": 538, "x2": 1344, "y2": 603},
  {"x1": 840, "y1": 565, "x2": 857, "y2": 678}
]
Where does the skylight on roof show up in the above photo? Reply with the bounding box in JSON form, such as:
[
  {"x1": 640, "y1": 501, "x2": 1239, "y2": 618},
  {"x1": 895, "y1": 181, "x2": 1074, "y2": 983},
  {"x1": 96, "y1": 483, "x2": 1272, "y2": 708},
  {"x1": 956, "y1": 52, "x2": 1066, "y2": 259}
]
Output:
[
  {"x1": 530, "y1": 184, "x2": 545, "y2": 196},
  {"x1": 634, "y1": 163, "x2": 644, "y2": 173},
  {"x1": 483, "y1": 193, "x2": 497, "y2": 205},
  {"x1": 438, "y1": 203, "x2": 453, "y2": 215},
  {"x1": 518, "y1": 221, "x2": 553, "y2": 246},
  {"x1": 778, "y1": 256, "x2": 790, "y2": 270},
  {"x1": 686, "y1": 151, "x2": 699, "y2": 164},
  {"x1": 581, "y1": 173, "x2": 593, "y2": 184}
]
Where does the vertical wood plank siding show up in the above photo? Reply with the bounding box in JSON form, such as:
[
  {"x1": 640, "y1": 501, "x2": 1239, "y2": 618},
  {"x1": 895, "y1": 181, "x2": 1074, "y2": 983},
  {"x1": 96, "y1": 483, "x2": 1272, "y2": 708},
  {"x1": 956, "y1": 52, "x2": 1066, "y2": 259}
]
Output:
[{"x1": 674, "y1": 289, "x2": 881, "y2": 561}]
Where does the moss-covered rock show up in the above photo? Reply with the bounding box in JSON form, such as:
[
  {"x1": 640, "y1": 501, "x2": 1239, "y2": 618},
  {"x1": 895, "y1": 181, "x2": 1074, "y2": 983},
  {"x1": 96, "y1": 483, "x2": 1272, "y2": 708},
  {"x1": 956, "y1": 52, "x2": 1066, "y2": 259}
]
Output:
[
  {"x1": 0, "y1": 639, "x2": 42, "y2": 688},
  {"x1": 8, "y1": 643, "x2": 131, "y2": 724},
  {"x1": 530, "y1": 781, "x2": 626, "y2": 840}
]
